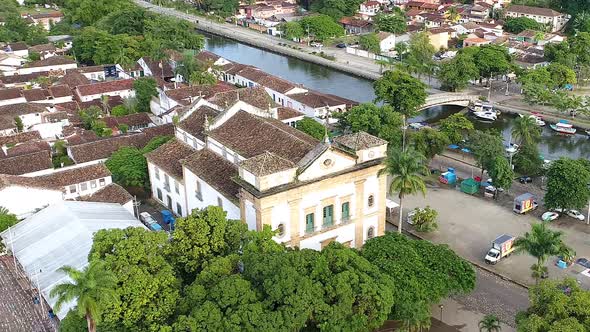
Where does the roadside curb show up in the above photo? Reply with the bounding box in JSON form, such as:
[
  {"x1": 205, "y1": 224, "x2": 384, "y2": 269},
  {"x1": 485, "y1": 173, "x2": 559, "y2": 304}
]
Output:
[{"x1": 387, "y1": 219, "x2": 531, "y2": 290}]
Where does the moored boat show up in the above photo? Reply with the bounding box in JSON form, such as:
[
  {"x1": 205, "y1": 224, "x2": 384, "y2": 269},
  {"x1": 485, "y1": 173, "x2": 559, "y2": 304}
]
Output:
[
  {"x1": 473, "y1": 111, "x2": 497, "y2": 121},
  {"x1": 550, "y1": 120, "x2": 576, "y2": 135}
]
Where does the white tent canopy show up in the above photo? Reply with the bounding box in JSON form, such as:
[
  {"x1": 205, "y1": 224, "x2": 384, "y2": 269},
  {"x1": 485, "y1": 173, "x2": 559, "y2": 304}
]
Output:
[{"x1": 0, "y1": 201, "x2": 145, "y2": 319}]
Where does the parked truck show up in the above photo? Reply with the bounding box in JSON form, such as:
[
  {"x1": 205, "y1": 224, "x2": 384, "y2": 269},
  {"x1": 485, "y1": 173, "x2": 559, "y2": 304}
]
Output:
[{"x1": 484, "y1": 234, "x2": 516, "y2": 264}]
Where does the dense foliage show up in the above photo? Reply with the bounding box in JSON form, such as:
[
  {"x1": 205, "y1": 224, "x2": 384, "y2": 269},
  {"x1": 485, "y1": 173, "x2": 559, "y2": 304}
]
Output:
[
  {"x1": 295, "y1": 117, "x2": 328, "y2": 140},
  {"x1": 310, "y1": 0, "x2": 364, "y2": 20},
  {"x1": 299, "y1": 15, "x2": 345, "y2": 41},
  {"x1": 504, "y1": 17, "x2": 544, "y2": 33},
  {"x1": 544, "y1": 158, "x2": 590, "y2": 211},
  {"x1": 336, "y1": 103, "x2": 403, "y2": 146}
]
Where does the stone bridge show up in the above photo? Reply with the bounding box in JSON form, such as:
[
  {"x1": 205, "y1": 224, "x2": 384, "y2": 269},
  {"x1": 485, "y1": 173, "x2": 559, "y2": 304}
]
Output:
[{"x1": 419, "y1": 93, "x2": 480, "y2": 110}]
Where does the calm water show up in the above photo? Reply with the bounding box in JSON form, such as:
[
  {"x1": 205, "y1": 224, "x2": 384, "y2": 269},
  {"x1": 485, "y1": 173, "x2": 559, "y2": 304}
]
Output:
[{"x1": 203, "y1": 35, "x2": 590, "y2": 160}]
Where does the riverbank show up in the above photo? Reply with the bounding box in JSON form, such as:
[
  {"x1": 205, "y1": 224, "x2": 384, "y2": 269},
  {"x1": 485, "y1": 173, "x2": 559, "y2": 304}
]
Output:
[{"x1": 496, "y1": 101, "x2": 590, "y2": 131}]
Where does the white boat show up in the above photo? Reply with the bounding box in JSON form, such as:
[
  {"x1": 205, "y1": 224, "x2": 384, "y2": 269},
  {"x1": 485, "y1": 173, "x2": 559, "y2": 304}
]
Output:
[
  {"x1": 518, "y1": 114, "x2": 545, "y2": 126},
  {"x1": 550, "y1": 120, "x2": 576, "y2": 135},
  {"x1": 473, "y1": 111, "x2": 497, "y2": 121},
  {"x1": 505, "y1": 143, "x2": 519, "y2": 154},
  {"x1": 586, "y1": 129, "x2": 590, "y2": 136}
]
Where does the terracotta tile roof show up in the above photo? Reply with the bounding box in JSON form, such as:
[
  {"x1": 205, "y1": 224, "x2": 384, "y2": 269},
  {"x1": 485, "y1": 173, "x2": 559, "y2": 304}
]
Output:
[
  {"x1": 49, "y1": 85, "x2": 72, "y2": 98},
  {"x1": 76, "y1": 79, "x2": 134, "y2": 97},
  {"x1": 78, "y1": 95, "x2": 124, "y2": 110},
  {"x1": 209, "y1": 86, "x2": 275, "y2": 110},
  {"x1": 507, "y1": 5, "x2": 563, "y2": 17},
  {"x1": 0, "y1": 88, "x2": 23, "y2": 101},
  {"x1": 145, "y1": 139, "x2": 195, "y2": 179},
  {"x1": 288, "y1": 90, "x2": 357, "y2": 108},
  {"x1": 81, "y1": 183, "x2": 133, "y2": 205},
  {"x1": 406, "y1": 8, "x2": 423, "y2": 17},
  {"x1": 23, "y1": 89, "x2": 50, "y2": 102},
  {"x1": 257, "y1": 75, "x2": 297, "y2": 94},
  {"x1": 221, "y1": 63, "x2": 249, "y2": 75},
  {"x1": 362, "y1": 1, "x2": 380, "y2": 6},
  {"x1": 339, "y1": 16, "x2": 373, "y2": 27},
  {"x1": 69, "y1": 134, "x2": 148, "y2": 163},
  {"x1": 104, "y1": 113, "x2": 152, "y2": 129},
  {"x1": 141, "y1": 57, "x2": 174, "y2": 78},
  {"x1": 2, "y1": 140, "x2": 50, "y2": 158},
  {"x1": 28, "y1": 11, "x2": 64, "y2": 19},
  {"x1": 63, "y1": 127, "x2": 99, "y2": 145},
  {"x1": 240, "y1": 151, "x2": 295, "y2": 176},
  {"x1": 0, "y1": 103, "x2": 47, "y2": 130},
  {"x1": 0, "y1": 150, "x2": 52, "y2": 175},
  {"x1": 165, "y1": 83, "x2": 236, "y2": 103},
  {"x1": 0, "y1": 163, "x2": 110, "y2": 190},
  {"x1": 181, "y1": 149, "x2": 239, "y2": 201},
  {"x1": 334, "y1": 131, "x2": 387, "y2": 151},
  {"x1": 0, "y1": 131, "x2": 41, "y2": 146},
  {"x1": 6, "y1": 42, "x2": 28, "y2": 52},
  {"x1": 464, "y1": 37, "x2": 490, "y2": 43},
  {"x1": 209, "y1": 111, "x2": 317, "y2": 163},
  {"x1": 69, "y1": 65, "x2": 109, "y2": 74},
  {"x1": 0, "y1": 72, "x2": 48, "y2": 85},
  {"x1": 28, "y1": 44, "x2": 56, "y2": 53},
  {"x1": 57, "y1": 71, "x2": 90, "y2": 87},
  {"x1": 235, "y1": 66, "x2": 270, "y2": 82},
  {"x1": 196, "y1": 50, "x2": 221, "y2": 63},
  {"x1": 54, "y1": 101, "x2": 80, "y2": 111},
  {"x1": 177, "y1": 105, "x2": 220, "y2": 141},
  {"x1": 276, "y1": 107, "x2": 303, "y2": 120},
  {"x1": 141, "y1": 123, "x2": 174, "y2": 140},
  {"x1": 25, "y1": 56, "x2": 76, "y2": 68}
]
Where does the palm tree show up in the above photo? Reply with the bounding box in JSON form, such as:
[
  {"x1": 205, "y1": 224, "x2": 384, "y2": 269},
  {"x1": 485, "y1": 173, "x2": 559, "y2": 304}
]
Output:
[
  {"x1": 379, "y1": 148, "x2": 428, "y2": 233},
  {"x1": 444, "y1": 7, "x2": 461, "y2": 24},
  {"x1": 375, "y1": 59, "x2": 390, "y2": 74},
  {"x1": 50, "y1": 261, "x2": 117, "y2": 332},
  {"x1": 479, "y1": 314, "x2": 501, "y2": 332},
  {"x1": 511, "y1": 116, "x2": 541, "y2": 146},
  {"x1": 100, "y1": 95, "x2": 110, "y2": 116},
  {"x1": 514, "y1": 223, "x2": 572, "y2": 282}
]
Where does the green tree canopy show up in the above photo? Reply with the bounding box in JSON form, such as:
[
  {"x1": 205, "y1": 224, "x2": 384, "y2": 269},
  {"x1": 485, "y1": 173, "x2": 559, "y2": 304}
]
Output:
[
  {"x1": 299, "y1": 15, "x2": 345, "y2": 42},
  {"x1": 362, "y1": 232, "x2": 475, "y2": 329},
  {"x1": 0, "y1": 206, "x2": 18, "y2": 233},
  {"x1": 513, "y1": 142, "x2": 543, "y2": 175},
  {"x1": 544, "y1": 158, "x2": 590, "y2": 211},
  {"x1": 359, "y1": 33, "x2": 381, "y2": 54},
  {"x1": 547, "y1": 62, "x2": 577, "y2": 88},
  {"x1": 281, "y1": 21, "x2": 304, "y2": 40},
  {"x1": 375, "y1": 12, "x2": 407, "y2": 34},
  {"x1": 105, "y1": 147, "x2": 148, "y2": 188},
  {"x1": 63, "y1": 0, "x2": 134, "y2": 26},
  {"x1": 144, "y1": 15, "x2": 205, "y2": 51},
  {"x1": 504, "y1": 17, "x2": 544, "y2": 33},
  {"x1": 72, "y1": 27, "x2": 143, "y2": 67},
  {"x1": 337, "y1": 103, "x2": 403, "y2": 146},
  {"x1": 402, "y1": 31, "x2": 436, "y2": 77},
  {"x1": 95, "y1": 6, "x2": 152, "y2": 36},
  {"x1": 468, "y1": 130, "x2": 505, "y2": 177},
  {"x1": 488, "y1": 156, "x2": 514, "y2": 192},
  {"x1": 410, "y1": 128, "x2": 450, "y2": 160},
  {"x1": 373, "y1": 70, "x2": 428, "y2": 119},
  {"x1": 310, "y1": 0, "x2": 363, "y2": 20},
  {"x1": 512, "y1": 115, "x2": 542, "y2": 146},
  {"x1": 438, "y1": 113, "x2": 474, "y2": 144},
  {"x1": 437, "y1": 52, "x2": 479, "y2": 92},
  {"x1": 0, "y1": 14, "x2": 48, "y2": 45},
  {"x1": 295, "y1": 117, "x2": 328, "y2": 140},
  {"x1": 133, "y1": 77, "x2": 158, "y2": 113},
  {"x1": 89, "y1": 227, "x2": 180, "y2": 331}
]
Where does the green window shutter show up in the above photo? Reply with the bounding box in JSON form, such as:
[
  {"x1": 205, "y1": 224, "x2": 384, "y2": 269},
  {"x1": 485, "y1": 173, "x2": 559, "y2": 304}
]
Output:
[
  {"x1": 306, "y1": 213, "x2": 314, "y2": 233},
  {"x1": 342, "y1": 202, "x2": 350, "y2": 220},
  {"x1": 323, "y1": 205, "x2": 333, "y2": 226}
]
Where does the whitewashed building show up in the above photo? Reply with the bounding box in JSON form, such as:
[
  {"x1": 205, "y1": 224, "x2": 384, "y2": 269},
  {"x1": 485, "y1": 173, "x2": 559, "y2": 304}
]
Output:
[
  {"x1": 505, "y1": 5, "x2": 570, "y2": 32},
  {"x1": 74, "y1": 79, "x2": 135, "y2": 102}
]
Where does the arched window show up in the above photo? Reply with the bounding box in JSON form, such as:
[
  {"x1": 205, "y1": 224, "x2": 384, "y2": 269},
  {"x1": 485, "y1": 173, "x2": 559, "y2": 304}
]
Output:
[
  {"x1": 367, "y1": 227, "x2": 375, "y2": 239},
  {"x1": 276, "y1": 224, "x2": 285, "y2": 237},
  {"x1": 368, "y1": 195, "x2": 375, "y2": 207}
]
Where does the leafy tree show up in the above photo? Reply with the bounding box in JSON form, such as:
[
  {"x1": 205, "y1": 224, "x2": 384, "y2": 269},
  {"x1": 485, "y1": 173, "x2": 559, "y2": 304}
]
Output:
[
  {"x1": 174, "y1": 51, "x2": 216, "y2": 85},
  {"x1": 544, "y1": 158, "x2": 590, "y2": 211},
  {"x1": 95, "y1": 6, "x2": 152, "y2": 36},
  {"x1": 571, "y1": 11, "x2": 590, "y2": 33},
  {"x1": 0, "y1": 206, "x2": 18, "y2": 233},
  {"x1": 89, "y1": 227, "x2": 180, "y2": 331},
  {"x1": 72, "y1": 27, "x2": 143, "y2": 66},
  {"x1": 0, "y1": 14, "x2": 48, "y2": 45},
  {"x1": 410, "y1": 127, "x2": 450, "y2": 160},
  {"x1": 63, "y1": 0, "x2": 134, "y2": 26},
  {"x1": 403, "y1": 31, "x2": 436, "y2": 77},
  {"x1": 547, "y1": 62, "x2": 577, "y2": 88},
  {"x1": 522, "y1": 82, "x2": 554, "y2": 105},
  {"x1": 59, "y1": 311, "x2": 88, "y2": 332},
  {"x1": 438, "y1": 52, "x2": 479, "y2": 91},
  {"x1": 411, "y1": 206, "x2": 439, "y2": 232},
  {"x1": 468, "y1": 131, "x2": 505, "y2": 178},
  {"x1": 512, "y1": 115, "x2": 541, "y2": 146},
  {"x1": 374, "y1": 70, "x2": 428, "y2": 119},
  {"x1": 375, "y1": 12, "x2": 407, "y2": 34},
  {"x1": 52, "y1": 139, "x2": 74, "y2": 168},
  {"x1": 379, "y1": 147, "x2": 428, "y2": 233},
  {"x1": 362, "y1": 232, "x2": 475, "y2": 329},
  {"x1": 513, "y1": 143, "x2": 543, "y2": 175},
  {"x1": 28, "y1": 51, "x2": 41, "y2": 61},
  {"x1": 472, "y1": 45, "x2": 512, "y2": 83},
  {"x1": 133, "y1": 77, "x2": 157, "y2": 113},
  {"x1": 14, "y1": 116, "x2": 23, "y2": 132},
  {"x1": 111, "y1": 105, "x2": 131, "y2": 117},
  {"x1": 201, "y1": 0, "x2": 240, "y2": 17},
  {"x1": 516, "y1": 279, "x2": 590, "y2": 331},
  {"x1": 142, "y1": 135, "x2": 173, "y2": 154},
  {"x1": 299, "y1": 15, "x2": 345, "y2": 42},
  {"x1": 479, "y1": 314, "x2": 502, "y2": 332},
  {"x1": 337, "y1": 103, "x2": 403, "y2": 146},
  {"x1": 281, "y1": 21, "x2": 304, "y2": 40},
  {"x1": 105, "y1": 147, "x2": 148, "y2": 188},
  {"x1": 117, "y1": 124, "x2": 128, "y2": 133},
  {"x1": 295, "y1": 117, "x2": 327, "y2": 140},
  {"x1": 359, "y1": 33, "x2": 381, "y2": 54},
  {"x1": 504, "y1": 17, "x2": 543, "y2": 33},
  {"x1": 444, "y1": 6, "x2": 461, "y2": 23},
  {"x1": 168, "y1": 206, "x2": 248, "y2": 281},
  {"x1": 144, "y1": 15, "x2": 204, "y2": 51},
  {"x1": 439, "y1": 113, "x2": 474, "y2": 144},
  {"x1": 49, "y1": 261, "x2": 117, "y2": 332},
  {"x1": 488, "y1": 156, "x2": 514, "y2": 193},
  {"x1": 310, "y1": 0, "x2": 363, "y2": 20}
]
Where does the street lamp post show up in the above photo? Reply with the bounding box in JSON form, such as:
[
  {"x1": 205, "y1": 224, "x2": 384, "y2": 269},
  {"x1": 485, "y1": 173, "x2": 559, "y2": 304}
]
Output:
[{"x1": 438, "y1": 304, "x2": 444, "y2": 321}]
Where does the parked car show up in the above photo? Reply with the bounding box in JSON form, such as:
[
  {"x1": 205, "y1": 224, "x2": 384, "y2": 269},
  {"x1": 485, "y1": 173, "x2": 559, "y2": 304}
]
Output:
[
  {"x1": 518, "y1": 176, "x2": 533, "y2": 184},
  {"x1": 485, "y1": 179, "x2": 504, "y2": 192},
  {"x1": 310, "y1": 42, "x2": 323, "y2": 48},
  {"x1": 554, "y1": 208, "x2": 585, "y2": 221},
  {"x1": 541, "y1": 211, "x2": 560, "y2": 222},
  {"x1": 576, "y1": 258, "x2": 590, "y2": 269},
  {"x1": 139, "y1": 212, "x2": 163, "y2": 231},
  {"x1": 336, "y1": 43, "x2": 347, "y2": 48}
]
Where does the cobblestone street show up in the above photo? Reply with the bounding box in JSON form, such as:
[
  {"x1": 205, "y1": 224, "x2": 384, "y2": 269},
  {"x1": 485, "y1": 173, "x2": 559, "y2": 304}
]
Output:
[{"x1": 0, "y1": 256, "x2": 56, "y2": 332}]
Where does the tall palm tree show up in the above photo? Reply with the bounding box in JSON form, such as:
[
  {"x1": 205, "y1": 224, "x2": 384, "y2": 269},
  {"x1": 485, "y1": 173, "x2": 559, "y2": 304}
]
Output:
[
  {"x1": 511, "y1": 116, "x2": 541, "y2": 146},
  {"x1": 514, "y1": 223, "x2": 572, "y2": 282},
  {"x1": 50, "y1": 261, "x2": 117, "y2": 332},
  {"x1": 379, "y1": 148, "x2": 428, "y2": 233},
  {"x1": 444, "y1": 7, "x2": 461, "y2": 24},
  {"x1": 479, "y1": 314, "x2": 501, "y2": 332}
]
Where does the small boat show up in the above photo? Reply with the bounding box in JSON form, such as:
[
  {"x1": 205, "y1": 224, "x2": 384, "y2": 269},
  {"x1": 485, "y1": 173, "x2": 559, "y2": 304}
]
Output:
[
  {"x1": 550, "y1": 120, "x2": 576, "y2": 135},
  {"x1": 408, "y1": 122, "x2": 430, "y2": 130},
  {"x1": 473, "y1": 111, "x2": 497, "y2": 121},
  {"x1": 530, "y1": 115, "x2": 545, "y2": 126},
  {"x1": 505, "y1": 143, "x2": 519, "y2": 154},
  {"x1": 586, "y1": 129, "x2": 590, "y2": 136}
]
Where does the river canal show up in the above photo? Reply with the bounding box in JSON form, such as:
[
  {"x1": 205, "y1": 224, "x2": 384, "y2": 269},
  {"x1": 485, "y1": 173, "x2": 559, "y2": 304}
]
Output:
[{"x1": 204, "y1": 35, "x2": 589, "y2": 160}]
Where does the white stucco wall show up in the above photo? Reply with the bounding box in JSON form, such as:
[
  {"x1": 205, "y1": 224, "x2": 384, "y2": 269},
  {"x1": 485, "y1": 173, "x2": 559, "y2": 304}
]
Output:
[
  {"x1": 183, "y1": 166, "x2": 240, "y2": 219},
  {"x1": 30, "y1": 121, "x2": 69, "y2": 139},
  {"x1": 77, "y1": 90, "x2": 135, "y2": 103},
  {"x1": 298, "y1": 149, "x2": 356, "y2": 182},
  {"x1": 148, "y1": 162, "x2": 187, "y2": 217},
  {"x1": 17, "y1": 63, "x2": 77, "y2": 75},
  {"x1": 299, "y1": 223, "x2": 356, "y2": 250},
  {"x1": 245, "y1": 199, "x2": 257, "y2": 231},
  {"x1": 62, "y1": 176, "x2": 112, "y2": 200}
]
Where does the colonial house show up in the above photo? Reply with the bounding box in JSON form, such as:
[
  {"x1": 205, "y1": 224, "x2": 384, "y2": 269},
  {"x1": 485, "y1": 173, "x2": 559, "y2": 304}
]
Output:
[
  {"x1": 463, "y1": 37, "x2": 492, "y2": 47},
  {"x1": 23, "y1": 11, "x2": 64, "y2": 30},
  {"x1": 0, "y1": 88, "x2": 26, "y2": 106},
  {"x1": 23, "y1": 85, "x2": 73, "y2": 104},
  {"x1": 13, "y1": 56, "x2": 77, "y2": 75},
  {"x1": 377, "y1": 32, "x2": 396, "y2": 53},
  {"x1": 359, "y1": 1, "x2": 381, "y2": 18},
  {"x1": 74, "y1": 79, "x2": 135, "y2": 102},
  {"x1": 505, "y1": 5, "x2": 569, "y2": 32},
  {"x1": 0, "y1": 163, "x2": 112, "y2": 218},
  {"x1": 103, "y1": 113, "x2": 153, "y2": 135},
  {"x1": 68, "y1": 65, "x2": 111, "y2": 81},
  {"x1": 288, "y1": 90, "x2": 357, "y2": 122},
  {"x1": 152, "y1": 82, "x2": 236, "y2": 117},
  {"x1": 338, "y1": 17, "x2": 374, "y2": 35},
  {"x1": 0, "y1": 103, "x2": 51, "y2": 135},
  {"x1": 146, "y1": 101, "x2": 387, "y2": 249},
  {"x1": 28, "y1": 44, "x2": 58, "y2": 60},
  {"x1": 0, "y1": 53, "x2": 26, "y2": 73}
]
